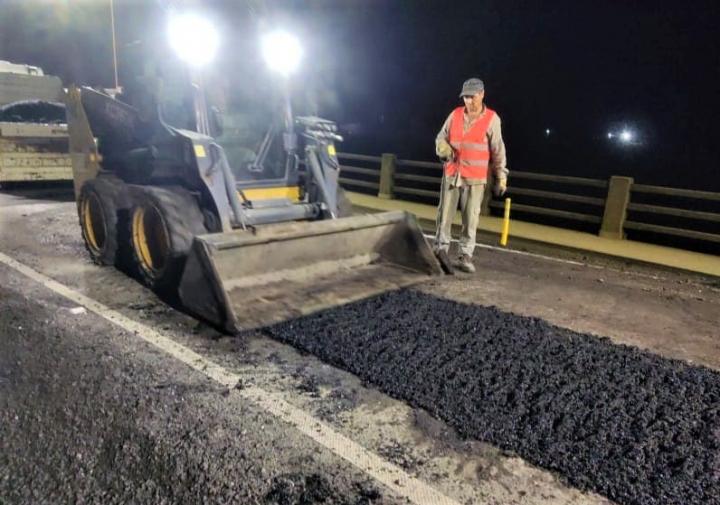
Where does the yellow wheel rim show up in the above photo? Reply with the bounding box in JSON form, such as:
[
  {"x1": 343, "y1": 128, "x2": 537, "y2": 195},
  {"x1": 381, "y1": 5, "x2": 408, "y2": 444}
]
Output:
[
  {"x1": 132, "y1": 204, "x2": 170, "y2": 278},
  {"x1": 82, "y1": 193, "x2": 105, "y2": 254}
]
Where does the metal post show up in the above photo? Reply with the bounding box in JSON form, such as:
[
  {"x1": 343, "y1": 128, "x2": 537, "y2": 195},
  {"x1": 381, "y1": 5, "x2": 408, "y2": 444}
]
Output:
[
  {"x1": 281, "y1": 80, "x2": 298, "y2": 180},
  {"x1": 599, "y1": 175, "x2": 634, "y2": 239},
  {"x1": 500, "y1": 197, "x2": 511, "y2": 246},
  {"x1": 191, "y1": 73, "x2": 211, "y2": 136},
  {"x1": 378, "y1": 153, "x2": 396, "y2": 199},
  {"x1": 110, "y1": 0, "x2": 119, "y2": 89}
]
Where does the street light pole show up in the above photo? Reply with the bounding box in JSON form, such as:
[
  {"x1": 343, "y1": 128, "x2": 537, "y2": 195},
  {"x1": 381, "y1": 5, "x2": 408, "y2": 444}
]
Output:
[
  {"x1": 110, "y1": 0, "x2": 120, "y2": 89},
  {"x1": 110, "y1": 0, "x2": 119, "y2": 89},
  {"x1": 282, "y1": 79, "x2": 297, "y2": 178},
  {"x1": 192, "y1": 72, "x2": 211, "y2": 136}
]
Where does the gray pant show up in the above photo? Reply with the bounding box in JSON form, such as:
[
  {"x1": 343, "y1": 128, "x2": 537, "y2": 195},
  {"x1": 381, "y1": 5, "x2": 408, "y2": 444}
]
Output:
[{"x1": 434, "y1": 177, "x2": 486, "y2": 257}]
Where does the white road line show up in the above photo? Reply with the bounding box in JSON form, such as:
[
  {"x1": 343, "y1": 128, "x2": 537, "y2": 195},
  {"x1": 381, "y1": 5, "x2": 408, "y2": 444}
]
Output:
[
  {"x1": 424, "y1": 233, "x2": 591, "y2": 267},
  {"x1": 423, "y1": 233, "x2": 686, "y2": 283},
  {"x1": 0, "y1": 251, "x2": 461, "y2": 505},
  {"x1": 475, "y1": 241, "x2": 590, "y2": 267}
]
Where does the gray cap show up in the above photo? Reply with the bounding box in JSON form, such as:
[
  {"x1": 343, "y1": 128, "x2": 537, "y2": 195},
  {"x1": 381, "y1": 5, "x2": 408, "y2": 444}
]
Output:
[{"x1": 459, "y1": 78, "x2": 484, "y2": 97}]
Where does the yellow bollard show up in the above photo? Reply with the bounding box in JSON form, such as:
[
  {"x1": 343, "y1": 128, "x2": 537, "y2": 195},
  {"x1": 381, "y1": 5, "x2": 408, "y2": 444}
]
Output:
[{"x1": 500, "y1": 197, "x2": 511, "y2": 246}]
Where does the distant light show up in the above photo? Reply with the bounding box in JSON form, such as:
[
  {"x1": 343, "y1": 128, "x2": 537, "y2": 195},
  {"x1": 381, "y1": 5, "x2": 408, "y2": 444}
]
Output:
[
  {"x1": 607, "y1": 132, "x2": 614, "y2": 139},
  {"x1": 261, "y1": 30, "x2": 302, "y2": 76},
  {"x1": 620, "y1": 130, "x2": 633, "y2": 143},
  {"x1": 168, "y1": 13, "x2": 219, "y2": 67},
  {"x1": 545, "y1": 128, "x2": 551, "y2": 136}
]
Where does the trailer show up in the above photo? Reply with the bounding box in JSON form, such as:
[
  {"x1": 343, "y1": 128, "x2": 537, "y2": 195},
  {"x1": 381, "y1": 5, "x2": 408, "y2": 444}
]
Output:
[
  {"x1": 0, "y1": 120, "x2": 72, "y2": 184},
  {"x1": 0, "y1": 61, "x2": 72, "y2": 185}
]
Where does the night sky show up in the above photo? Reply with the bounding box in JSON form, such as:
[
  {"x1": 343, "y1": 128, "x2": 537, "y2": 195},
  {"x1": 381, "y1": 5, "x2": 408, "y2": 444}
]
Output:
[{"x1": 2, "y1": 0, "x2": 719, "y2": 189}]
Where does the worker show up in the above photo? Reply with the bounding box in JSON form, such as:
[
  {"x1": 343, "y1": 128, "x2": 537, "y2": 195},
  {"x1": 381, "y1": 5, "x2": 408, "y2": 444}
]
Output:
[{"x1": 434, "y1": 77, "x2": 508, "y2": 273}]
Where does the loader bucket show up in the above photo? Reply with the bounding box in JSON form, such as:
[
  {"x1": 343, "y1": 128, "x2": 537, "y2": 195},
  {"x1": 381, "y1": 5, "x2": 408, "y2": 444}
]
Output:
[{"x1": 178, "y1": 210, "x2": 443, "y2": 333}]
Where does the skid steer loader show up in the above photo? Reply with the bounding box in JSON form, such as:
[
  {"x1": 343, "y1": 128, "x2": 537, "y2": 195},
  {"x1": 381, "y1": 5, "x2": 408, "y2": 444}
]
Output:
[{"x1": 65, "y1": 82, "x2": 442, "y2": 332}]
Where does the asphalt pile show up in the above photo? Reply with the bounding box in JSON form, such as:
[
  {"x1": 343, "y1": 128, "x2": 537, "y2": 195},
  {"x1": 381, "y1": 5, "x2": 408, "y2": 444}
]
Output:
[{"x1": 267, "y1": 289, "x2": 720, "y2": 505}]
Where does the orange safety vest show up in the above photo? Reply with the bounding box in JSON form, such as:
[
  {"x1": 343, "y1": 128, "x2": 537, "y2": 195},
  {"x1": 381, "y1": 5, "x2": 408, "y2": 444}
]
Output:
[{"x1": 445, "y1": 106, "x2": 495, "y2": 180}]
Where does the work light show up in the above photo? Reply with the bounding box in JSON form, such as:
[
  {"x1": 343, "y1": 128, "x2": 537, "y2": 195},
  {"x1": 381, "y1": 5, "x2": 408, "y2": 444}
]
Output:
[
  {"x1": 168, "y1": 13, "x2": 219, "y2": 67},
  {"x1": 261, "y1": 30, "x2": 302, "y2": 76}
]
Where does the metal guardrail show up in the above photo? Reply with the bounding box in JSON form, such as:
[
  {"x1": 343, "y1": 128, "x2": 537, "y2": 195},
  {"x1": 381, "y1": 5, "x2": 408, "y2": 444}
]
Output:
[
  {"x1": 489, "y1": 201, "x2": 602, "y2": 224},
  {"x1": 341, "y1": 165, "x2": 380, "y2": 177},
  {"x1": 626, "y1": 183, "x2": 720, "y2": 244},
  {"x1": 508, "y1": 187, "x2": 605, "y2": 206},
  {"x1": 336, "y1": 152, "x2": 720, "y2": 250},
  {"x1": 338, "y1": 177, "x2": 378, "y2": 190},
  {"x1": 632, "y1": 184, "x2": 720, "y2": 201},
  {"x1": 627, "y1": 203, "x2": 720, "y2": 222},
  {"x1": 336, "y1": 153, "x2": 380, "y2": 163},
  {"x1": 337, "y1": 152, "x2": 607, "y2": 226},
  {"x1": 396, "y1": 158, "x2": 442, "y2": 170},
  {"x1": 624, "y1": 221, "x2": 720, "y2": 243},
  {"x1": 511, "y1": 170, "x2": 608, "y2": 188}
]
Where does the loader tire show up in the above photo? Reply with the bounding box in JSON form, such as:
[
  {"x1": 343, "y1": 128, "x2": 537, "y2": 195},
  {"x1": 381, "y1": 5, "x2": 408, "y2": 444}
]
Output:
[
  {"x1": 129, "y1": 186, "x2": 206, "y2": 293},
  {"x1": 78, "y1": 177, "x2": 129, "y2": 266}
]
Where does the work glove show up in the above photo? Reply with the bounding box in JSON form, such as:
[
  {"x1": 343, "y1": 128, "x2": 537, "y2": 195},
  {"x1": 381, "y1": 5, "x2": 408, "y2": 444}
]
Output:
[
  {"x1": 437, "y1": 139, "x2": 454, "y2": 161},
  {"x1": 493, "y1": 176, "x2": 507, "y2": 197}
]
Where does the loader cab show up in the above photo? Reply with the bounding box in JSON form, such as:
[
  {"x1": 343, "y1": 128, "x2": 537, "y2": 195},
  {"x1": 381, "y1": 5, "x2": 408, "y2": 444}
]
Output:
[{"x1": 154, "y1": 68, "x2": 297, "y2": 190}]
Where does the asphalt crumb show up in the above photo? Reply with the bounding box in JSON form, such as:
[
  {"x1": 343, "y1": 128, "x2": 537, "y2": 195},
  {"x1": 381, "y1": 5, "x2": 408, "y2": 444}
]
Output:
[
  {"x1": 377, "y1": 442, "x2": 423, "y2": 471},
  {"x1": 264, "y1": 473, "x2": 382, "y2": 505},
  {"x1": 294, "y1": 373, "x2": 322, "y2": 397},
  {"x1": 267, "y1": 289, "x2": 720, "y2": 505}
]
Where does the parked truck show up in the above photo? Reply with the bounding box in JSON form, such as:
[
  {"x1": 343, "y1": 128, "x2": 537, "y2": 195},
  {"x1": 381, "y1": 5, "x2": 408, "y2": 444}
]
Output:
[{"x1": 0, "y1": 60, "x2": 72, "y2": 186}]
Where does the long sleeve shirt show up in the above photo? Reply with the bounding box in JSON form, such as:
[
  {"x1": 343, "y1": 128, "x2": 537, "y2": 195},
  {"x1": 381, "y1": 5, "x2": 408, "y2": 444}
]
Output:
[{"x1": 435, "y1": 105, "x2": 508, "y2": 186}]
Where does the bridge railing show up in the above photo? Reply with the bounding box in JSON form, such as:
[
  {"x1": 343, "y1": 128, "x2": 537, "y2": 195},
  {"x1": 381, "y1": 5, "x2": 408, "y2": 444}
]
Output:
[
  {"x1": 626, "y1": 184, "x2": 720, "y2": 244},
  {"x1": 337, "y1": 152, "x2": 720, "y2": 250}
]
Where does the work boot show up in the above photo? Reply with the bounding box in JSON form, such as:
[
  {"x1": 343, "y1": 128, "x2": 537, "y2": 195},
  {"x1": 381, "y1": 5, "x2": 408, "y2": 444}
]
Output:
[
  {"x1": 434, "y1": 249, "x2": 454, "y2": 275},
  {"x1": 457, "y1": 254, "x2": 475, "y2": 273}
]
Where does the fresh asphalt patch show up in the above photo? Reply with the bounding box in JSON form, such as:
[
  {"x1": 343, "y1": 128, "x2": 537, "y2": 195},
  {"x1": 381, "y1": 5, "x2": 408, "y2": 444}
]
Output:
[{"x1": 266, "y1": 289, "x2": 720, "y2": 505}]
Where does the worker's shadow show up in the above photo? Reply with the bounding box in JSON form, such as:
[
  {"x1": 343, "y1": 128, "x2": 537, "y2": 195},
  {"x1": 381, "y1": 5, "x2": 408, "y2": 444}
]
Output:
[{"x1": 0, "y1": 181, "x2": 75, "y2": 202}]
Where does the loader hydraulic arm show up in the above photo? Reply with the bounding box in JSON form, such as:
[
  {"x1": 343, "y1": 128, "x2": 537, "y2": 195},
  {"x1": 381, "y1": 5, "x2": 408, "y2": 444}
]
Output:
[{"x1": 298, "y1": 116, "x2": 343, "y2": 219}]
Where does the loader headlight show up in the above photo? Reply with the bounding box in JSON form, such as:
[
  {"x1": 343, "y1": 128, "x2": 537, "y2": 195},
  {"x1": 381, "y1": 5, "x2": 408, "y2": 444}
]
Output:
[
  {"x1": 261, "y1": 30, "x2": 302, "y2": 76},
  {"x1": 168, "y1": 13, "x2": 219, "y2": 67}
]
